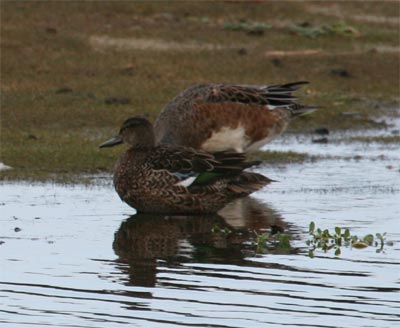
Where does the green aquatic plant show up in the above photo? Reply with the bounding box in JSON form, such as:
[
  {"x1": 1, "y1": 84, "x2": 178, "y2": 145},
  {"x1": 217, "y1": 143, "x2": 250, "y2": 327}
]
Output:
[
  {"x1": 248, "y1": 150, "x2": 312, "y2": 164},
  {"x1": 306, "y1": 221, "x2": 391, "y2": 257},
  {"x1": 211, "y1": 224, "x2": 232, "y2": 235},
  {"x1": 254, "y1": 231, "x2": 291, "y2": 254}
]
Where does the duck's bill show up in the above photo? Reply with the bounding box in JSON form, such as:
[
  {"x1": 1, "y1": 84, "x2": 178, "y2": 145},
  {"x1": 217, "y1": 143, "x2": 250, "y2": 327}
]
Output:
[{"x1": 99, "y1": 136, "x2": 123, "y2": 148}]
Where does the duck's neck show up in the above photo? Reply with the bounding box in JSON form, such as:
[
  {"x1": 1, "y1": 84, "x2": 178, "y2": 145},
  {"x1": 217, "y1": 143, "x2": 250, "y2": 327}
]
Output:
[
  {"x1": 131, "y1": 129, "x2": 156, "y2": 150},
  {"x1": 131, "y1": 143, "x2": 153, "y2": 151}
]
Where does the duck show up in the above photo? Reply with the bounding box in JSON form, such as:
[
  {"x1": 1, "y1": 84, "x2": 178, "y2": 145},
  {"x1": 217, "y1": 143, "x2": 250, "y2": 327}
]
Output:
[
  {"x1": 100, "y1": 117, "x2": 272, "y2": 214},
  {"x1": 154, "y1": 81, "x2": 317, "y2": 152}
]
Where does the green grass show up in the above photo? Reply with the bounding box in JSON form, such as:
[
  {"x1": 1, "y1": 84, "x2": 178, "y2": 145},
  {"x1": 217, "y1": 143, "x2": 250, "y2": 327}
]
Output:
[
  {"x1": 346, "y1": 135, "x2": 400, "y2": 143},
  {"x1": 248, "y1": 150, "x2": 312, "y2": 164},
  {"x1": 1, "y1": 1, "x2": 399, "y2": 182}
]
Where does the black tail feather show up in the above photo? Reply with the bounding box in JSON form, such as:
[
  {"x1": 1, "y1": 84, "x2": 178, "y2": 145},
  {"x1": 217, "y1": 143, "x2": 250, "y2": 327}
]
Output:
[{"x1": 290, "y1": 104, "x2": 320, "y2": 117}]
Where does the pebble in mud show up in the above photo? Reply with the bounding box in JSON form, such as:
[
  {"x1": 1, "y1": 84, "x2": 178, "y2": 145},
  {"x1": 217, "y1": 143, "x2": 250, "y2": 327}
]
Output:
[
  {"x1": 330, "y1": 68, "x2": 352, "y2": 78},
  {"x1": 104, "y1": 97, "x2": 131, "y2": 105},
  {"x1": 271, "y1": 58, "x2": 282, "y2": 67},
  {"x1": 238, "y1": 48, "x2": 248, "y2": 56},
  {"x1": 55, "y1": 87, "x2": 73, "y2": 94},
  {"x1": 312, "y1": 137, "x2": 329, "y2": 144},
  {"x1": 314, "y1": 127, "x2": 330, "y2": 135}
]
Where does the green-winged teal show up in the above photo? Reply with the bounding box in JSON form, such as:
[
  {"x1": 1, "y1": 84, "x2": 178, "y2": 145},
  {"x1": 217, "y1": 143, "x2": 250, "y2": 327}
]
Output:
[
  {"x1": 100, "y1": 117, "x2": 272, "y2": 214},
  {"x1": 154, "y1": 81, "x2": 317, "y2": 152}
]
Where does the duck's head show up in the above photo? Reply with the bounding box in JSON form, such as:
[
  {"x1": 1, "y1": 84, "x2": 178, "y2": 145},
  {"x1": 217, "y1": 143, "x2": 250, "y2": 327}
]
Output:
[{"x1": 99, "y1": 117, "x2": 155, "y2": 149}]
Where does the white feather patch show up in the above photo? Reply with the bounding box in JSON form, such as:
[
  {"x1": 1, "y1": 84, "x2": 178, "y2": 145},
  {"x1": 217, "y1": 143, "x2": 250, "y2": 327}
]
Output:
[
  {"x1": 201, "y1": 126, "x2": 247, "y2": 152},
  {"x1": 175, "y1": 176, "x2": 197, "y2": 187}
]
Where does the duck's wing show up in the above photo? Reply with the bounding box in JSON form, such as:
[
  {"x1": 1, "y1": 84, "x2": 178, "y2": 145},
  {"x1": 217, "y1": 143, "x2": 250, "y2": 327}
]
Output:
[
  {"x1": 149, "y1": 146, "x2": 255, "y2": 174},
  {"x1": 148, "y1": 146, "x2": 218, "y2": 173},
  {"x1": 204, "y1": 81, "x2": 309, "y2": 108},
  {"x1": 148, "y1": 146, "x2": 260, "y2": 187},
  {"x1": 155, "y1": 82, "x2": 317, "y2": 152}
]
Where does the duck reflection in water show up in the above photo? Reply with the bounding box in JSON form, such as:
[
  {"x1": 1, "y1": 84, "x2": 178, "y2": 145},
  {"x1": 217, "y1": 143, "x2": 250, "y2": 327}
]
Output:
[{"x1": 113, "y1": 197, "x2": 294, "y2": 287}]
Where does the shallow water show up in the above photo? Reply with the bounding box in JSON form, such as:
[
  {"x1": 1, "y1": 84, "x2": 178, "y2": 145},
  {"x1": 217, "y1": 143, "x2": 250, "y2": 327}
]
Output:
[{"x1": 1, "y1": 127, "x2": 400, "y2": 328}]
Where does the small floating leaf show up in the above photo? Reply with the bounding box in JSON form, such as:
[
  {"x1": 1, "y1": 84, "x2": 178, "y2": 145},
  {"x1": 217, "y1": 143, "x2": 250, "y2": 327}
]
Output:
[
  {"x1": 363, "y1": 234, "x2": 374, "y2": 245},
  {"x1": 309, "y1": 221, "x2": 315, "y2": 233},
  {"x1": 335, "y1": 227, "x2": 341, "y2": 235},
  {"x1": 352, "y1": 241, "x2": 369, "y2": 249}
]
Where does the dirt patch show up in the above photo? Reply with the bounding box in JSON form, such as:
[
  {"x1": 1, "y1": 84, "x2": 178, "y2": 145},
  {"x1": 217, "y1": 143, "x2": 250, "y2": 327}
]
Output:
[
  {"x1": 265, "y1": 46, "x2": 400, "y2": 57},
  {"x1": 307, "y1": 5, "x2": 399, "y2": 26},
  {"x1": 89, "y1": 35, "x2": 226, "y2": 52}
]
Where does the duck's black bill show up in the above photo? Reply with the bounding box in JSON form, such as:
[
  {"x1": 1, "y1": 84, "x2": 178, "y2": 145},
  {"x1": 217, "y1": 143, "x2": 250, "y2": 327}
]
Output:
[{"x1": 99, "y1": 136, "x2": 123, "y2": 148}]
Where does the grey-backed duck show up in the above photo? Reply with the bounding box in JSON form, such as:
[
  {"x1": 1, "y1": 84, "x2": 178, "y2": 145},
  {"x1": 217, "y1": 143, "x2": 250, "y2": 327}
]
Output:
[{"x1": 154, "y1": 81, "x2": 317, "y2": 152}]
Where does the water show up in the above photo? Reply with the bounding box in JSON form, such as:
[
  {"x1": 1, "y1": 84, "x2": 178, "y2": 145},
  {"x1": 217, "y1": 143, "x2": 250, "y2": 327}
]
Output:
[{"x1": 1, "y1": 127, "x2": 399, "y2": 328}]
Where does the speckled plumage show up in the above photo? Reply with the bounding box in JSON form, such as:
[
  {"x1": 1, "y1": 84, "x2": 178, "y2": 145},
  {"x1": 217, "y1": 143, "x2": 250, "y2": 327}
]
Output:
[
  {"x1": 100, "y1": 117, "x2": 272, "y2": 214},
  {"x1": 154, "y1": 82, "x2": 317, "y2": 152}
]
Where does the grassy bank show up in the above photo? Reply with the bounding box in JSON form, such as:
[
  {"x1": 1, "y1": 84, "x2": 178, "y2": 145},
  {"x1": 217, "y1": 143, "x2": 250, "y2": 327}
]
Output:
[{"x1": 1, "y1": 1, "x2": 399, "y2": 182}]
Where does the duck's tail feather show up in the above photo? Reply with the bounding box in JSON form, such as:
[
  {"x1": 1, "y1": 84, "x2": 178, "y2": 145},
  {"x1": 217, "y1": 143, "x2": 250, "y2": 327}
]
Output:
[
  {"x1": 228, "y1": 172, "x2": 274, "y2": 195},
  {"x1": 290, "y1": 104, "x2": 320, "y2": 117},
  {"x1": 212, "y1": 152, "x2": 262, "y2": 172}
]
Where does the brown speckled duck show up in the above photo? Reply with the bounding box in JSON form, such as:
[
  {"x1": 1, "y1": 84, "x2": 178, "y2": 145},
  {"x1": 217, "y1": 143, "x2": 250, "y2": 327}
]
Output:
[
  {"x1": 100, "y1": 117, "x2": 272, "y2": 214},
  {"x1": 155, "y1": 81, "x2": 317, "y2": 152}
]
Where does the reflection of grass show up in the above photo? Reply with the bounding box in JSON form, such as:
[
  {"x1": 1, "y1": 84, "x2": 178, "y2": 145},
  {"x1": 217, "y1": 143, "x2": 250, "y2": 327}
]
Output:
[
  {"x1": 306, "y1": 221, "x2": 392, "y2": 257},
  {"x1": 1, "y1": 1, "x2": 399, "y2": 182}
]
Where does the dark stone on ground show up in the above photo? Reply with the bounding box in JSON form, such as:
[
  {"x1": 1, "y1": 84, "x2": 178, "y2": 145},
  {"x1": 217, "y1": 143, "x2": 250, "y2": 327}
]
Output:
[
  {"x1": 271, "y1": 58, "x2": 282, "y2": 67},
  {"x1": 105, "y1": 97, "x2": 131, "y2": 105},
  {"x1": 314, "y1": 127, "x2": 330, "y2": 135},
  {"x1": 55, "y1": 87, "x2": 73, "y2": 94},
  {"x1": 312, "y1": 137, "x2": 329, "y2": 144},
  {"x1": 238, "y1": 48, "x2": 248, "y2": 55},
  {"x1": 330, "y1": 68, "x2": 352, "y2": 78}
]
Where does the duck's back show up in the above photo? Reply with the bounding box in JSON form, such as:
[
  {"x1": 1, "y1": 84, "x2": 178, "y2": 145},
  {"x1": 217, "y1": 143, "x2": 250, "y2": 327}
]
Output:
[
  {"x1": 154, "y1": 84, "x2": 212, "y2": 147},
  {"x1": 154, "y1": 82, "x2": 315, "y2": 152}
]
